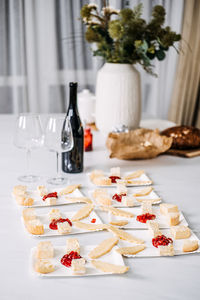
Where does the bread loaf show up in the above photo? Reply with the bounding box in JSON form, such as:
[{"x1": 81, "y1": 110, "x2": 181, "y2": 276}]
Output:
[{"x1": 161, "y1": 126, "x2": 200, "y2": 149}]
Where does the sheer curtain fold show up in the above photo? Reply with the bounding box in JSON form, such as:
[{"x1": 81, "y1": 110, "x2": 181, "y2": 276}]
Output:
[
  {"x1": 168, "y1": 0, "x2": 200, "y2": 127},
  {"x1": 0, "y1": 0, "x2": 184, "y2": 117},
  {"x1": 0, "y1": 0, "x2": 27, "y2": 113}
]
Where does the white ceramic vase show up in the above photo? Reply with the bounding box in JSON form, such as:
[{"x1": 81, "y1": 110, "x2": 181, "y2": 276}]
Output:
[{"x1": 95, "y1": 63, "x2": 141, "y2": 134}]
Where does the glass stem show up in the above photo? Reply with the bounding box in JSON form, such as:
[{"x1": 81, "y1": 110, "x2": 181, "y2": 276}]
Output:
[
  {"x1": 56, "y1": 152, "x2": 61, "y2": 178},
  {"x1": 26, "y1": 149, "x2": 31, "y2": 176}
]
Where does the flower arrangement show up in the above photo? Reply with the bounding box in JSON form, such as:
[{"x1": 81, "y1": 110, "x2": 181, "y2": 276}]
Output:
[{"x1": 80, "y1": 3, "x2": 181, "y2": 75}]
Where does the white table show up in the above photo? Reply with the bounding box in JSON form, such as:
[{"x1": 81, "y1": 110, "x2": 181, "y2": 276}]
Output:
[{"x1": 1, "y1": 114, "x2": 200, "y2": 300}]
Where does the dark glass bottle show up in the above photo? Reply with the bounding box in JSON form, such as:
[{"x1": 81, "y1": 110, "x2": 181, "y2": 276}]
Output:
[{"x1": 62, "y1": 82, "x2": 84, "y2": 173}]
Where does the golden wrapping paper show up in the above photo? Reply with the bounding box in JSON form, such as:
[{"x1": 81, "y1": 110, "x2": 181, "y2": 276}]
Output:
[{"x1": 106, "y1": 128, "x2": 172, "y2": 160}]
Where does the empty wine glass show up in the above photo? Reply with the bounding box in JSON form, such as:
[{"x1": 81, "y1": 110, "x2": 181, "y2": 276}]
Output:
[
  {"x1": 13, "y1": 113, "x2": 44, "y2": 182},
  {"x1": 44, "y1": 115, "x2": 73, "y2": 185}
]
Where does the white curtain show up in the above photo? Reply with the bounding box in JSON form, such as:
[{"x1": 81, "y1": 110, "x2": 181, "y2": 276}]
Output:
[
  {"x1": 117, "y1": 0, "x2": 184, "y2": 120},
  {"x1": 0, "y1": 0, "x2": 184, "y2": 119}
]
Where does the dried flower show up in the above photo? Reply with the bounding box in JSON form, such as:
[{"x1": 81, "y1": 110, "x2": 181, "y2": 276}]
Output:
[
  {"x1": 85, "y1": 26, "x2": 102, "y2": 43},
  {"x1": 88, "y1": 3, "x2": 98, "y2": 9},
  {"x1": 80, "y1": 3, "x2": 181, "y2": 75},
  {"x1": 102, "y1": 7, "x2": 119, "y2": 15},
  {"x1": 108, "y1": 20, "x2": 123, "y2": 39}
]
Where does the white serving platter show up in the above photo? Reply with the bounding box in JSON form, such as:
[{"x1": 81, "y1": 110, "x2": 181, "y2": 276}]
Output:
[
  {"x1": 88, "y1": 171, "x2": 152, "y2": 187},
  {"x1": 89, "y1": 187, "x2": 161, "y2": 208},
  {"x1": 13, "y1": 187, "x2": 85, "y2": 208},
  {"x1": 108, "y1": 206, "x2": 188, "y2": 229},
  {"x1": 31, "y1": 244, "x2": 126, "y2": 277},
  {"x1": 117, "y1": 229, "x2": 200, "y2": 257},
  {"x1": 23, "y1": 208, "x2": 104, "y2": 237}
]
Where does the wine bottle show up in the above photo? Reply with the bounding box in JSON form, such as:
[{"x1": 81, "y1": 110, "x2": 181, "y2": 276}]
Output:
[{"x1": 62, "y1": 82, "x2": 84, "y2": 173}]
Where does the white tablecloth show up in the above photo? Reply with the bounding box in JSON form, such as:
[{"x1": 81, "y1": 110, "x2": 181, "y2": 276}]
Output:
[{"x1": 0, "y1": 115, "x2": 200, "y2": 300}]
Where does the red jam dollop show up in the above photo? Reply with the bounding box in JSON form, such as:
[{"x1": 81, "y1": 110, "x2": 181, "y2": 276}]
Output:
[
  {"x1": 91, "y1": 218, "x2": 96, "y2": 223},
  {"x1": 109, "y1": 176, "x2": 121, "y2": 183},
  {"x1": 43, "y1": 192, "x2": 58, "y2": 201},
  {"x1": 152, "y1": 235, "x2": 173, "y2": 248},
  {"x1": 136, "y1": 213, "x2": 156, "y2": 223},
  {"x1": 49, "y1": 218, "x2": 72, "y2": 230},
  {"x1": 112, "y1": 193, "x2": 127, "y2": 202},
  {"x1": 61, "y1": 251, "x2": 82, "y2": 268}
]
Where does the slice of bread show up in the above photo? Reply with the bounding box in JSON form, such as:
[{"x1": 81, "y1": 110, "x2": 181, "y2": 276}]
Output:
[
  {"x1": 182, "y1": 240, "x2": 199, "y2": 252},
  {"x1": 142, "y1": 201, "x2": 152, "y2": 214},
  {"x1": 92, "y1": 189, "x2": 108, "y2": 199},
  {"x1": 44, "y1": 197, "x2": 57, "y2": 205},
  {"x1": 36, "y1": 241, "x2": 54, "y2": 259},
  {"x1": 15, "y1": 194, "x2": 34, "y2": 206},
  {"x1": 71, "y1": 258, "x2": 86, "y2": 275},
  {"x1": 48, "y1": 209, "x2": 61, "y2": 221},
  {"x1": 59, "y1": 184, "x2": 81, "y2": 195},
  {"x1": 116, "y1": 183, "x2": 127, "y2": 195},
  {"x1": 25, "y1": 219, "x2": 44, "y2": 235},
  {"x1": 13, "y1": 185, "x2": 27, "y2": 196},
  {"x1": 116, "y1": 245, "x2": 146, "y2": 256},
  {"x1": 37, "y1": 185, "x2": 48, "y2": 197},
  {"x1": 158, "y1": 244, "x2": 174, "y2": 256},
  {"x1": 160, "y1": 203, "x2": 179, "y2": 216},
  {"x1": 66, "y1": 238, "x2": 80, "y2": 254},
  {"x1": 110, "y1": 167, "x2": 120, "y2": 177},
  {"x1": 146, "y1": 220, "x2": 161, "y2": 237},
  {"x1": 93, "y1": 176, "x2": 112, "y2": 186},
  {"x1": 90, "y1": 170, "x2": 104, "y2": 182},
  {"x1": 171, "y1": 225, "x2": 191, "y2": 239},
  {"x1": 22, "y1": 208, "x2": 36, "y2": 222},
  {"x1": 96, "y1": 195, "x2": 112, "y2": 206},
  {"x1": 57, "y1": 221, "x2": 72, "y2": 234},
  {"x1": 35, "y1": 259, "x2": 54, "y2": 274},
  {"x1": 166, "y1": 212, "x2": 180, "y2": 226}
]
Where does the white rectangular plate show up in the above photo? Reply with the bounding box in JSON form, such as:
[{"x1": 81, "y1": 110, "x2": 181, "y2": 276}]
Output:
[
  {"x1": 13, "y1": 187, "x2": 85, "y2": 208},
  {"x1": 31, "y1": 244, "x2": 125, "y2": 277},
  {"x1": 108, "y1": 206, "x2": 188, "y2": 229},
  {"x1": 88, "y1": 171, "x2": 152, "y2": 187},
  {"x1": 23, "y1": 208, "x2": 103, "y2": 237},
  {"x1": 117, "y1": 229, "x2": 200, "y2": 257},
  {"x1": 89, "y1": 187, "x2": 161, "y2": 207}
]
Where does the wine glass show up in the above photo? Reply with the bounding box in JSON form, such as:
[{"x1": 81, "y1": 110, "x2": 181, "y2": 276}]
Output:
[
  {"x1": 13, "y1": 114, "x2": 44, "y2": 182},
  {"x1": 44, "y1": 115, "x2": 73, "y2": 185}
]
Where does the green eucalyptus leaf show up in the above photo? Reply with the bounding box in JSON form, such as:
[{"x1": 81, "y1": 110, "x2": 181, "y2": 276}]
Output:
[
  {"x1": 147, "y1": 52, "x2": 156, "y2": 59},
  {"x1": 141, "y1": 40, "x2": 148, "y2": 52},
  {"x1": 156, "y1": 50, "x2": 166, "y2": 60}
]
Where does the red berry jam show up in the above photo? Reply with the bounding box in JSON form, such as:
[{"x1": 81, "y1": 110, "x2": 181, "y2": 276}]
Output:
[
  {"x1": 43, "y1": 192, "x2": 58, "y2": 201},
  {"x1": 112, "y1": 193, "x2": 127, "y2": 202},
  {"x1": 136, "y1": 213, "x2": 156, "y2": 223},
  {"x1": 109, "y1": 176, "x2": 121, "y2": 183},
  {"x1": 84, "y1": 128, "x2": 93, "y2": 152},
  {"x1": 152, "y1": 235, "x2": 173, "y2": 248},
  {"x1": 49, "y1": 218, "x2": 72, "y2": 230},
  {"x1": 91, "y1": 218, "x2": 96, "y2": 223},
  {"x1": 61, "y1": 251, "x2": 82, "y2": 268}
]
